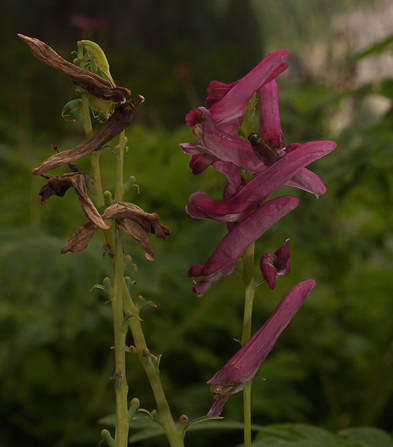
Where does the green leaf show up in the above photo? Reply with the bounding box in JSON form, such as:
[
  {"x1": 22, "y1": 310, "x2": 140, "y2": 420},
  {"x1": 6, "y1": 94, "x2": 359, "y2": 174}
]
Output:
[
  {"x1": 339, "y1": 427, "x2": 393, "y2": 447},
  {"x1": 61, "y1": 98, "x2": 83, "y2": 123}
]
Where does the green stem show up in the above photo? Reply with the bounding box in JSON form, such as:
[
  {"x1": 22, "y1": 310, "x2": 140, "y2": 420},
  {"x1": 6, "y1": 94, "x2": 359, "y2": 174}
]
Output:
[
  {"x1": 115, "y1": 131, "x2": 126, "y2": 202},
  {"x1": 123, "y1": 282, "x2": 184, "y2": 447},
  {"x1": 111, "y1": 232, "x2": 129, "y2": 447},
  {"x1": 241, "y1": 243, "x2": 256, "y2": 447}
]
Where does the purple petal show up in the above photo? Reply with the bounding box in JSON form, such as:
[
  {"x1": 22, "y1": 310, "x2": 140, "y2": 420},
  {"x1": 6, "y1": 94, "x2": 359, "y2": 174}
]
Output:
[
  {"x1": 206, "y1": 279, "x2": 316, "y2": 415},
  {"x1": 186, "y1": 141, "x2": 336, "y2": 222},
  {"x1": 192, "y1": 107, "x2": 265, "y2": 171},
  {"x1": 207, "y1": 395, "x2": 231, "y2": 418},
  {"x1": 212, "y1": 161, "x2": 244, "y2": 199},
  {"x1": 187, "y1": 196, "x2": 299, "y2": 296},
  {"x1": 285, "y1": 168, "x2": 327, "y2": 198},
  {"x1": 190, "y1": 153, "x2": 217, "y2": 175},
  {"x1": 179, "y1": 142, "x2": 205, "y2": 155},
  {"x1": 260, "y1": 258, "x2": 278, "y2": 289},
  {"x1": 209, "y1": 50, "x2": 290, "y2": 126},
  {"x1": 259, "y1": 80, "x2": 284, "y2": 149},
  {"x1": 205, "y1": 80, "x2": 237, "y2": 108},
  {"x1": 260, "y1": 238, "x2": 291, "y2": 289}
]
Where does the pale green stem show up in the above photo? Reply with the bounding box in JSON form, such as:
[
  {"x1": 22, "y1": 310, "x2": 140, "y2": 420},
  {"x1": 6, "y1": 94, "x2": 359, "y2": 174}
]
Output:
[
  {"x1": 111, "y1": 232, "x2": 129, "y2": 447},
  {"x1": 80, "y1": 94, "x2": 106, "y2": 209},
  {"x1": 241, "y1": 243, "x2": 256, "y2": 447},
  {"x1": 111, "y1": 128, "x2": 129, "y2": 447},
  {"x1": 123, "y1": 282, "x2": 184, "y2": 447}
]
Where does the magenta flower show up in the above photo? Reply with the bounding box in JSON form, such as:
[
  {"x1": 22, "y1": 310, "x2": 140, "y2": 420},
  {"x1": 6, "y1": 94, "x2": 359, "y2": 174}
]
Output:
[
  {"x1": 188, "y1": 196, "x2": 299, "y2": 296},
  {"x1": 181, "y1": 78, "x2": 333, "y2": 200},
  {"x1": 186, "y1": 140, "x2": 336, "y2": 223},
  {"x1": 206, "y1": 279, "x2": 316, "y2": 417},
  {"x1": 260, "y1": 239, "x2": 291, "y2": 289},
  {"x1": 207, "y1": 50, "x2": 290, "y2": 130}
]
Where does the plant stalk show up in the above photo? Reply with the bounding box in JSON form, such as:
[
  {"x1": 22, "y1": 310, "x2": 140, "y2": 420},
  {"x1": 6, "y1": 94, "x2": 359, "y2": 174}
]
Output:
[
  {"x1": 123, "y1": 282, "x2": 184, "y2": 447},
  {"x1": 241, "y1": 242, "x2": 256, "y2": 447},
  {"x1": 111, "y1": 232, "x2": 130, "y2": 447}
]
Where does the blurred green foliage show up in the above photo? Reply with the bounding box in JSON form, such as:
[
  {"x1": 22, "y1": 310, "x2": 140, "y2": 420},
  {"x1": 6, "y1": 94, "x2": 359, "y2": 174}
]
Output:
[{"x1": 1, "y1": 1, "x2": 393, "y2": 446}]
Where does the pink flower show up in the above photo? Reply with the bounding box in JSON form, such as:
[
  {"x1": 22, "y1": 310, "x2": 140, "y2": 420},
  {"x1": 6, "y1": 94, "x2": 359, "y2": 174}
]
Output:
[
  {"x1": 260, "y1": 239, "x2": 291, "y2": 289},
  {"x1": 207, "y1": 50, "x2": 290, "y2": 130},
  {"x1": 188, "y1": 196, "x2": 299, "y2": 296},
  {"x1": 207, "y1": 279, "x2": 316, "y2": 417},
  {"x1": 186, "y1": 140, "x2": 336, "y2": 223}
]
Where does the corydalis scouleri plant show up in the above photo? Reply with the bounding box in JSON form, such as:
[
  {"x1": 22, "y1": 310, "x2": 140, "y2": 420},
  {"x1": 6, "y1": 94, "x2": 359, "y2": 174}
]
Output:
[
  {"x1": 19, "y1": 34, "x2": 185, "y2": 447},
  {"x1": 181, "y1": 50, "x2": 336, "y2": 446}
]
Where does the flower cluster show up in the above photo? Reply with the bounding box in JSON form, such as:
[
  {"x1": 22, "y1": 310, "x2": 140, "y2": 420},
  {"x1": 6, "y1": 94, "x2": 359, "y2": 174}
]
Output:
[
  {"x1": 180, "y1": 51, "x2": 336, "y2": 415},
  {"x1": 181, "y1": 50, "x2": 336, "y2": 296}
]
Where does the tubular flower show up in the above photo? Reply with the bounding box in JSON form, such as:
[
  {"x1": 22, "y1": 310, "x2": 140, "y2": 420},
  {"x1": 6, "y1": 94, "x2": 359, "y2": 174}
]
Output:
[
  {"x1": 186, "y1": 140, "x2": 336, "y2": 223},
  {"x1": 206, "y1": 279, "x2": 316, "y2": 417},
  {"x1": 188, "y1": 196, "x2": 299, "y2": 296},
  {"x1": 260, "y1": 239, "x2": 291, "y2": 289}
]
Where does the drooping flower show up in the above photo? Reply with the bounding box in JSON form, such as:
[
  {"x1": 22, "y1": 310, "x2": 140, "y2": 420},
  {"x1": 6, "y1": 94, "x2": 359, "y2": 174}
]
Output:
[
  {"x1": 39, "y1": 172, "x2": 109, "y2": 230},
  {"x1": 260, "y1": 239, "x2": 291, "y2": 289},
  {"x1": 32, "y1": 101, "x2": 137, "y2": 175},
  {"x1": 62, "y1": 202, "x2": 170, "y2": 259},
  {"x1": 188, "y1": 196, "x2": 299, "y2": 296},
  {"x1": 206, "y1": 279, "x2": 316, "y2": 417}
]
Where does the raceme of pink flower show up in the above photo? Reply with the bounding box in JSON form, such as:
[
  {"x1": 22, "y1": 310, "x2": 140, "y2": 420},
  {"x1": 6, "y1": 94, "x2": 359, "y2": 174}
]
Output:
[
  {"x1": 186, "y1": 140, "x2": 336, "y2": 223},
  {"x1": 187, "y1": 195, "x2": 299, "y2": 297},
  {"x1": 206, "y1": 279, "x2": 316, "y2": 417},
  {"x1": 260, "y1": 239, "x2": 291, "y2": 289}
]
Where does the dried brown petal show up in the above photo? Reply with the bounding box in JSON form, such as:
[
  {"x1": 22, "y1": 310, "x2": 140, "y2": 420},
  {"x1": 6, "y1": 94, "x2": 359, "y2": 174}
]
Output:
[
  {"x1": 61, "y1": 221, "x2": 97, "y2": 254},
  {"x1": 39, "y1": 172, "x2": 110, "y2": 230},
  {"x1": 102, "y1": 202, "x2": 170, "y2": 261},
  {"x1": 102, "y1": 202, "x2": 170, "y2": 239},
  {"x1": 18, "y1": 34, "x2": 130, "y2": 102},
  {"x1": 118, "y1": 219, "x2": 155, "y2": 261},
  {"x1": 32, "y1": 101, "x2": 136, "y2": 175}
]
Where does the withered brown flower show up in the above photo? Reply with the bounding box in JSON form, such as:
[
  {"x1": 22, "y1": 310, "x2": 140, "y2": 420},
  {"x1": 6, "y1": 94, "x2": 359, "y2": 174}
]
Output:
[
  {"x1": 32, "y1": 101, "x2": 136, "y2": 175},
  {"x1": 62, "y1": 202, "x2": 170, "y2": 259},
  {"x1": 40, "y1": 172, "x2": 110, "y2": 230},
  {"x1": 17, "y1": 34, "x2": 130, "y2": 102}
]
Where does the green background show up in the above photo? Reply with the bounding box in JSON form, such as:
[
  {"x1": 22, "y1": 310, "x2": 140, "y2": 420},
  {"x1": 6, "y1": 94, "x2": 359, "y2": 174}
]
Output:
[{"x1": 1, "y1": 1, "x2": 392, "y2": 446}]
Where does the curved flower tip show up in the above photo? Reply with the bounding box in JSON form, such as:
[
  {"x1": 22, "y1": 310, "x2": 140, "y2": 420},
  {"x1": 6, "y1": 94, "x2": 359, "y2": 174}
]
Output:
[
  {"x1": 206, "y1": 279, "x2": 316, "y2": 416},
  {"x1": 187, "y1": 195, "x2": 299, "y2": 296},
  {"x1": 260, "y1": 238, "x2": 291, "y2": 289}
]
